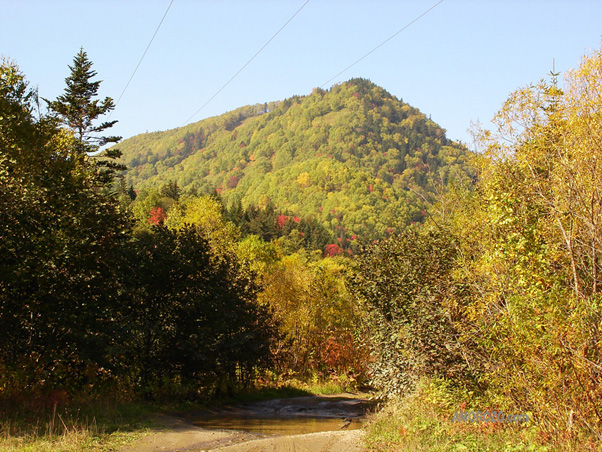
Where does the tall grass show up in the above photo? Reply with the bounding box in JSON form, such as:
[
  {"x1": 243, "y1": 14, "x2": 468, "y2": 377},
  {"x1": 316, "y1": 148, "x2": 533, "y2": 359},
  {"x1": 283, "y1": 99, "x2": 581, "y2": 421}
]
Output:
[{"x1": 0, "y1": 397, "x2": 155, "y2": 452}]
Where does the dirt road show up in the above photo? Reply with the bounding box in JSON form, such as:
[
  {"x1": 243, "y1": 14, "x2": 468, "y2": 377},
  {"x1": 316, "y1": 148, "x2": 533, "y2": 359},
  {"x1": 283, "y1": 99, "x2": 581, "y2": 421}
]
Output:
[{"x1": 120, "y1": 394, "x2": 370, "y2": 452}]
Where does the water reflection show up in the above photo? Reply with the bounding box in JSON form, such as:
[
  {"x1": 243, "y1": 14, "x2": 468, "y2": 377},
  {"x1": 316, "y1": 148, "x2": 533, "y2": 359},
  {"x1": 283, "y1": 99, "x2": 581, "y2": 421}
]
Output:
[{"x1": 192, "y1": 416, "x2": 362, "y2": 435}]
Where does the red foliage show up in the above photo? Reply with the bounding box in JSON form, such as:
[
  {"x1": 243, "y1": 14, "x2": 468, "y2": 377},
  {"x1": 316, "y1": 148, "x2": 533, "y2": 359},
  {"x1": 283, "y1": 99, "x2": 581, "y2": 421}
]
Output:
[
  {"x1": 319, "y1": 332, "x2": 368, "y2": 376},
  {"x1": 368, "y1": 184, "x2": 373, "y2": 193},
  {"x1": 351, "y1": 234, "x2": 357, "y2": 240},
  {"x1": 293, "y1": 216, "x2": 300, "y2": 223},
  {"x1": 277, "y1": 214, "x2": 289, "y2": 228},
  {"x1": 325, "y1": 244, "x2": 345, "y2": 257},
  {"x1": 148, "y1": 207, "x2": 166, "y2": 225},
  {"x1": 226, "y1": 175, "x2": 240, "y2": 188}
]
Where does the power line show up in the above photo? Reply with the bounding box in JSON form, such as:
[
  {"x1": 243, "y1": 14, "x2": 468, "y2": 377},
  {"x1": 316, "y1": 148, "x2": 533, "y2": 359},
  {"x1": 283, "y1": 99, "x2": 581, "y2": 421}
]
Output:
[
  {"x1": 183, "y1": 0, "x2": 310, "y2": 126},
  {"x1": 320, "y1": 0, "x2": 445, "y2": 89},
  {"x1": 111, "y1": 0, "x2": 174, "y2": 116}
]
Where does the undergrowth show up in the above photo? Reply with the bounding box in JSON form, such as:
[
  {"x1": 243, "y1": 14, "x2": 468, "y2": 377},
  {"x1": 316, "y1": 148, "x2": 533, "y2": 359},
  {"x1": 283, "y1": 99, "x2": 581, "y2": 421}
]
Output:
[{"x1": 364, "y1": 378, "x2": 598, "y2": 452}]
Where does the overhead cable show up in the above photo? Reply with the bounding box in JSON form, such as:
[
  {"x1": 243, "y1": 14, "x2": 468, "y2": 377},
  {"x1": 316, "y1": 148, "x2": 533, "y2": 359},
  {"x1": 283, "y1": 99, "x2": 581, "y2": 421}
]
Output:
[
  {"x1": 111, "y1": 0, "x2": 175, "y2": 115},
  {"x1": 320, "y1": 0, "x2": 445, "y2": 89},
  {"x1": 182, "y1": 0, "x2": 310, "y2": 126}
]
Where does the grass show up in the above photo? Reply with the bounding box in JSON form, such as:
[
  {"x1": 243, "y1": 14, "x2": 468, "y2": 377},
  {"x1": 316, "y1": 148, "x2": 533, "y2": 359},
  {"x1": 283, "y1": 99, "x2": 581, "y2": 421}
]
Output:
[
  {"x1": 0, "y1": 373, "x2": 365, "y2": 452},
  {"x1": 274, "y1": 374, "x2": 361, "y2": 396},
  {"x1": 0, "y1": 402, "x2": 154, "y2": 452},
  {"x1": 363, "y1": 378, "x2": 596, "y2": 452},
  {"x1": 206, "y1": 373, "x2": 370, "y2": 408}
]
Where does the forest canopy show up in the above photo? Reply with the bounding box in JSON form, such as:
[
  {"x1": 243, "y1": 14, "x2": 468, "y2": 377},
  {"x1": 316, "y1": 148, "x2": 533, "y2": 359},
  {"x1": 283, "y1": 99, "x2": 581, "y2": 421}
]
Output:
[{"x1": 117, "y1": 78, "x2": 475, "y2": 243}]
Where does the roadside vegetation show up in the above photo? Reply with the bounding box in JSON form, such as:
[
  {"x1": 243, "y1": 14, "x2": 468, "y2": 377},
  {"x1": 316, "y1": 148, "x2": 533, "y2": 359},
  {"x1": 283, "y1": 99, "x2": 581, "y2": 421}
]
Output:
[{"x1": 360, "y1": 47, "x2": 602, "y2": 451}]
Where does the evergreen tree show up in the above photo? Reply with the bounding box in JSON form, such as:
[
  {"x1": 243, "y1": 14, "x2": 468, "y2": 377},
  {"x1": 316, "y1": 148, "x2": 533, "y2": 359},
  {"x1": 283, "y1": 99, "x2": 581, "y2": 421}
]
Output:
[
  {"x1": 0, "y1": 59, "x2": 131, "y2": 388},
  {"x1": 46, "y1": 48, "x2": 124, "y2": 185},
  {"x1": 160, "y1": 179, "x2": 181, "y2": 201}
]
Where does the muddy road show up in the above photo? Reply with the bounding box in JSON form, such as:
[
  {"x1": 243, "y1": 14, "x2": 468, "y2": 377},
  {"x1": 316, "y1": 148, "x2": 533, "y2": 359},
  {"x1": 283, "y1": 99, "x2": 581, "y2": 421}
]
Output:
[{"x1": 121, "y1": 393, "x2": 373, "y2": 452}]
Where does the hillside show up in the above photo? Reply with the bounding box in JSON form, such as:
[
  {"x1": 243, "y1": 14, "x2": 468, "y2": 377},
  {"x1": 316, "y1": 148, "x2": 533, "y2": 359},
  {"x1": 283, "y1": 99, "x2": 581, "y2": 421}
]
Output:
[{"x1": 118, "y1": 78, "x2": 474, "y2": 241}]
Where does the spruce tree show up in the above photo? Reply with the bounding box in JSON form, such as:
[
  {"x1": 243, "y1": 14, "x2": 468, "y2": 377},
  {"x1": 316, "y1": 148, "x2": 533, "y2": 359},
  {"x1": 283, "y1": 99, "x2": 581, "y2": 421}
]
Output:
[{"x1": 46, "y1": 48, "x2": 124, "y2": 185}]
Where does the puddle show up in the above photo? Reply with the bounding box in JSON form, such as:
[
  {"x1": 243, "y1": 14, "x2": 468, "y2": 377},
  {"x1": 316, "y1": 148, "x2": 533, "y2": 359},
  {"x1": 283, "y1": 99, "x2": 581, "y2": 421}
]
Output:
[
  {"x1": 187, "y1": 394, "x2": 370, "y2": 436},
  {"x1": 192, "y1": 416, "x2": 363, "y2": 435}
]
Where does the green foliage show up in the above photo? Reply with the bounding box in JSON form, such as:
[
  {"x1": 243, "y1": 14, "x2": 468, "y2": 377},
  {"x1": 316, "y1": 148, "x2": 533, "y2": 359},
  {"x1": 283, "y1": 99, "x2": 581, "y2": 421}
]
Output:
[
  {"x1": 131, "y1": 187, "x2": 171, "y2": 224},
  {"x1": 123, "y1": 225, "x2": 274, "y2": 393},
  {"x1": 224, "y1": 200, "x2": 334, "y2": 254},
  {"x1": 160, "y1": 179, "x2": 181, "y2": 200},
  {"x1": 46, "y1": 48, "x2": 124, "y2": 185},
  {"x1": 117, "y1": 78, "x2": 474, "y2": 243},
  {"x1": 351, "y1": 229, "x2": 468, "y2": 396},
  {"x1": 0, "y1": 57, "x2": 275, "y2": 401},
  {"x1": 0, "y1": 59, "x2": 131, "y2": 390}
]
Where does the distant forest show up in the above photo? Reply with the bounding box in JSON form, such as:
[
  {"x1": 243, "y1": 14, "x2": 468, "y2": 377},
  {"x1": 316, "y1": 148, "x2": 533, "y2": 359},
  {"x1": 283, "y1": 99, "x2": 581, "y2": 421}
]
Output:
[{"x1": 117, "y1": 78, "x2": 474, "y2": 245}]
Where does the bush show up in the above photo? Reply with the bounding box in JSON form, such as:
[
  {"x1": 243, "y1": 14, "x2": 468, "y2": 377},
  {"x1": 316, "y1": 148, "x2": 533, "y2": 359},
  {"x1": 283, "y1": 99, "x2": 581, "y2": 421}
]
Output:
[{"x1": 351, "y1": 229, "x2": 469, "y2": 396}]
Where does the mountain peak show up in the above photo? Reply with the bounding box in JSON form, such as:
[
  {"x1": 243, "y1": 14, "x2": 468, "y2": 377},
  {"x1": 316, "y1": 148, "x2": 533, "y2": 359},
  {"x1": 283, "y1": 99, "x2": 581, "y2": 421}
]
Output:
[{"x1": 119, "y1": 80, "x2": 474, "y2": 240}]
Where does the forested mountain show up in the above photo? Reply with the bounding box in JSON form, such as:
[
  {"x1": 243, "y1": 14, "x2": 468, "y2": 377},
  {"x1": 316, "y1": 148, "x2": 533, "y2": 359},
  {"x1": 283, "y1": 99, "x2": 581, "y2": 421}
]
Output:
[{"x1": 118, "y1": 79, "x2": 474, "y2": 241}]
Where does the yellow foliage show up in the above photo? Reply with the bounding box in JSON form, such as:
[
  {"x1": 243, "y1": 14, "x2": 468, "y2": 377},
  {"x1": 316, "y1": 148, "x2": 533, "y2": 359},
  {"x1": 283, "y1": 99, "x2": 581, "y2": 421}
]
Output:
[
  {"x1": 297, "y1": 171, "x2": 311, "y2": 188},
  {"x1": 256, "y1": 251, "x2": 364, "y2": 375},
  {"x1": 455, "y1": 45, "x2": 602, "y2": 442},
  {"x1": 165, "y1": 195, "x2": 239, "y2": 255}
]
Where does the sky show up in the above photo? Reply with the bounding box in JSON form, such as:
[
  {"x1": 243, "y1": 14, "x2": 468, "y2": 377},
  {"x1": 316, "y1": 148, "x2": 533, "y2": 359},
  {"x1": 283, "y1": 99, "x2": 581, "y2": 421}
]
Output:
[{"x1": 2, "y1": 0, "x2": 602, "y2": 147}]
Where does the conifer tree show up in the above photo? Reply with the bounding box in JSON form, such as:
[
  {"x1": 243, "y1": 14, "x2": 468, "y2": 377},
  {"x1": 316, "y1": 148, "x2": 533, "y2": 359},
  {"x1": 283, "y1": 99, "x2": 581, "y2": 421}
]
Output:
[{"x1": 46, "y1": 48, "x2": 124, "y2": 185}]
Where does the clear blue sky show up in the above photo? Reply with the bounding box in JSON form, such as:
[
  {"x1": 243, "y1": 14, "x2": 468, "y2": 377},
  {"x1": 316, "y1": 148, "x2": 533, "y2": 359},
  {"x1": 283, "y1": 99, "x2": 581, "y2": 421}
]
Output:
[{"x1": 3, "y1": 0, "x2": 601, "y2": 147}]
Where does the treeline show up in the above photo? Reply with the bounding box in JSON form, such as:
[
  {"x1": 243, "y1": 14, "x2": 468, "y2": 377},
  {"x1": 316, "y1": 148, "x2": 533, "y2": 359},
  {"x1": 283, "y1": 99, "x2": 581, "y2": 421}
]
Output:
[
  {"x1": 353, "y1": 49, "x2": 602, "y2": 446},
  {"x1": 128, "y1": 180, "x2": 349, "y2": 255},
  {"x1": 0, "y1": 53, "x2": 367, "y2": 401},
  {"x1": 0, "y1": 54, "x2": 273, "y2": 399},
  {"x1": 122, "y1": 186, "x2": 367, "y2": 380},
  {"x1": 5, "y1": 44, "x2": 601, "y2": 448}
]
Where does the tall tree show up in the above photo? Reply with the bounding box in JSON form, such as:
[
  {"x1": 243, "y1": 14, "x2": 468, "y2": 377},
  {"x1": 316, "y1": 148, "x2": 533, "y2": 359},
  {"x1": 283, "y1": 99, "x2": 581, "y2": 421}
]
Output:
[
  {"x1": 0, "y1": 59, "x2": 131, "y2": 390},
  {"x1": 46, "y1": 48, "x2": 124, "y2": 185},
  {"x1": 160, "y1": 179, "x2": 182, "y2": 201}
]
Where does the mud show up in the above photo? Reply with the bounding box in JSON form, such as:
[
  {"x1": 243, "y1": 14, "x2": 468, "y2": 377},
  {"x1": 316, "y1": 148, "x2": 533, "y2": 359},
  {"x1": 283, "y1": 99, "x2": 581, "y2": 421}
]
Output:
[{"x1": 120, "y1": 393, "x2": 372, "y2": 452}]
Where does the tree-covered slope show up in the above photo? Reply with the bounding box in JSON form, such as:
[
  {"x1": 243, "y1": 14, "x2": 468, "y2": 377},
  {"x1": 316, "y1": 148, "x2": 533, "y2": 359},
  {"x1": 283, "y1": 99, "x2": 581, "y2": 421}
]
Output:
[{"x1": 118, "y1": 78, "x2": 474, "y2": 240}]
